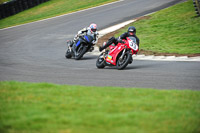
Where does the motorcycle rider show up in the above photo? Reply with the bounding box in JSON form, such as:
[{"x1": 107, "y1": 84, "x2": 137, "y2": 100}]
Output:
[
  {"x1": 99, "y1": 26, "x2": 139, "y2": 52},
  {"x1": 69, "y1": 23, "x2": 99, "y2": 51}
]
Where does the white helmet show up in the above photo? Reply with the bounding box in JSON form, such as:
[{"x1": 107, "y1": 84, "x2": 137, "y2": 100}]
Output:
[{"x1": 89, "y1": 23, "x2": 97, "y2": 33}]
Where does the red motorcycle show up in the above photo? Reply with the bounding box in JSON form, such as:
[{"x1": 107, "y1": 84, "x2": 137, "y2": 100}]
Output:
[{"x1": 96, "y1": 37, "x2": 139, "y2": 70}]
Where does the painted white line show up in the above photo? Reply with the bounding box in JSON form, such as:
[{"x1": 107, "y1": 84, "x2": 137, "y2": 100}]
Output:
[
  {"x1": 92, "y1": 46, "x2": 200, "y2": 62},
  {"x1": 0, "y1": 0, "x2": 124, "y2": 31},
  {"x1": 92, "y1": 19, "x2": 200, "y2": 62},
  {"x1": 133, "y1": 56, "x2": 200, "y2": 62},
  {"x1": 98, "y1": 19, "x2": 136, "y2": 37},
  {"x1": 91, "y1": 49, "x2": 200, "y2": 62}
]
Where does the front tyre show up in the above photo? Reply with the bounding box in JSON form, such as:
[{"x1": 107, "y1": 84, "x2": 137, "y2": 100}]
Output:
[
  {"x1": 65, "y1": 48, "x2": 72, "y2": 59},
  {"x1": 75, "y1": 44, "x2": 88, "y2": 60},
  {"x1": 96, "y1": 53, "x2": 105, "y2": 69},
  {"x1": 116, "y1": 52, "x2": 132, "y2": 70}
]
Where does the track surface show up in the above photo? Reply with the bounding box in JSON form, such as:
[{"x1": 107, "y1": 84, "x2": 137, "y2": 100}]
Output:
[{"x1": 0, "y1": 0, "x2": 199, "y2": 90}]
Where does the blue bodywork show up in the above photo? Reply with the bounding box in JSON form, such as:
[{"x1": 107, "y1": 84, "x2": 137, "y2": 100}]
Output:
[{"x1": 76, "y1": 35, "x2": 93, "y2": 47}]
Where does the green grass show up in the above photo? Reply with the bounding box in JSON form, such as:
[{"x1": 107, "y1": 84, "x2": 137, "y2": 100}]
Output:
[
  {"x1": 115, "y1": 0, "x2": 200, "y2": 54},
  {"x1": 0, "y1": 0, "x2": 117, "y2": 29},
  {"x1": 0, "y1": 0, "x2": 10, "y2": 4},
  {"x1": 0, "y1": 81, "x2": 200, "y2": 133}
]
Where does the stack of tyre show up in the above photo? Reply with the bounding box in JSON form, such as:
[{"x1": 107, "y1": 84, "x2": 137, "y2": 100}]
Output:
[
  {"x1": 0, "y1": 0, "x2": 50, "y2": 20},
  {"x1": 193, "y1": 0, "x2": 200, "y2": 16}
]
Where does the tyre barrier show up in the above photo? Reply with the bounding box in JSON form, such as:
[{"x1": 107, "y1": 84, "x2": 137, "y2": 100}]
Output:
[
  {"x1": 193, "y1": 0, "x2": 200, "y2": 16},
  {"x1": 0, "y1": 0, "x2": 50, "y2": 20}
]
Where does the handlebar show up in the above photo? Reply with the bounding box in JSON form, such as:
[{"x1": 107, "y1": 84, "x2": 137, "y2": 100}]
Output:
[{"x1": 118, "y1": 39, "x2": 126, "y2": 44}]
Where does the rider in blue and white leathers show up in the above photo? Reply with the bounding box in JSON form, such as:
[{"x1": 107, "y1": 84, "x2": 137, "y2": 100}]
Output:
[{"x1": 70, "y1": 23, "x2": 99, "y2": 49}]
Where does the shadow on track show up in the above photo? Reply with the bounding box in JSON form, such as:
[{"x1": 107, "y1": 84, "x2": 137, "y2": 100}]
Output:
[
  {"x1": 96, "y1": 63, "x2": 160, "y2": 70},
  {"x1": 64, "y1": 55, "x2": 98, "y2": 60},
  {"x1": 125, "y1": 65, "x2": 155, "y2": 70},
  {"x1": 80, "y1": 55, "x2": 98, "y2": 60}
]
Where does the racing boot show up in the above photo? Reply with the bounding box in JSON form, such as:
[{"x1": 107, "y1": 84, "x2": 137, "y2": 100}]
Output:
[
  {"x1": 70, "y1": 41, "x2": 74, "y2": 47},
  {"x1": 99, "y1": 42, "x2": 107, "y2": 52},
  {"x1": 67, "y1": 40, "x2": 73, "y2": 47},
  {"x1": 89, "y1": 46, "x2": 94, "y2": 52},
  {"x1": 99, "y1": 37, "x2": 118, "y2": 52}
]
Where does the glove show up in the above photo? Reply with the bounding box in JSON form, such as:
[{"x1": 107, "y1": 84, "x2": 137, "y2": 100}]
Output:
[
  {"x1": 73, "y1": 34, "x2": 79, "y2": 41},
  {"x1": 78, "y1": 31, "x2": 82, "y2": 34},
  {"x1": 118, "y1": 39, "x2": 125, "y2": 44}
]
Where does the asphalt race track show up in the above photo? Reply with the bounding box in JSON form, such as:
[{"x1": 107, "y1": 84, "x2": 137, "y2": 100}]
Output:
[{"x1": 0, "y1": 0, "x2": 199, "y2": 90}]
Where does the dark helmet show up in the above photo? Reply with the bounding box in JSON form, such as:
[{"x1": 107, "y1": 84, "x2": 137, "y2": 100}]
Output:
[{"x1": 127, "y1": 26, "x2": 136, "y2": 36}]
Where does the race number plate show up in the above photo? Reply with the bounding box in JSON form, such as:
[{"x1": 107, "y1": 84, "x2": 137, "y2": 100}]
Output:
[{"x1": 128, "y1": 40, "x2": 138, "y2": 51}]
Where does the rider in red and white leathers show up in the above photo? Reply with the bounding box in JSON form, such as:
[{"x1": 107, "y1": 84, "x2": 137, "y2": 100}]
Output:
[{"x1": 99, "y1": 26, "x2": 139, "y2": 52}]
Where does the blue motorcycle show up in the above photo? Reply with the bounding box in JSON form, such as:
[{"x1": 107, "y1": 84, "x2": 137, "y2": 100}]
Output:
[{"x1": 65, "y1": 35, "x2": 95, "y2": 60}]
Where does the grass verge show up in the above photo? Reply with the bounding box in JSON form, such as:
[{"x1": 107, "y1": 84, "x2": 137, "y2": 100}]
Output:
[
  {"x1": 0, "y1": 81, "x2": 200, "y2": 133},
  {"x1": 0, "y1": 0, "x2": 117, "y2": 29},
  {"x1": 0, "y1": 0, "x2": 9, "y2": 4},
  {"x1": 114, "y1": 0, "x2": 200, "y2": 55}
]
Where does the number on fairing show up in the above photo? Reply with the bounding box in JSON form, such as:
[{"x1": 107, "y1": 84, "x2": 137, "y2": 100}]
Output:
[{"x1": 128, "y1": 40, "x2": 138, "y2": 51}]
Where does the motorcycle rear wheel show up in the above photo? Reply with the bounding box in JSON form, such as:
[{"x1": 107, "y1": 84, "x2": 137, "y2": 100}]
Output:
[
  {"x1": 96, "y1": 53, "x2": 105, "y2": 68},
  {"x1": 116, "y1": 52, "x2": 131, "y2": 70},
  {"x1": 65, "y1": 48, "x2": 72, "y2": 59}
]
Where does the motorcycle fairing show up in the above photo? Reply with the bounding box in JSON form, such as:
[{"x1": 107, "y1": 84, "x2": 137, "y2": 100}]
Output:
[
  {"x1": 126, "y1": 37, "x2": 138, "y2": 54},
  {"x1": 76, "y1": 40, "x2": 81, "y2": 47},
  {"x1": 106, "y1": 43, "x2": 126, "y2": 65},
  {"x1": 76, "y1": 35, "x2": 94, "y2": 47},
  {"x1": 84, "y1": 35, "x2": 90, "y2": 42}
]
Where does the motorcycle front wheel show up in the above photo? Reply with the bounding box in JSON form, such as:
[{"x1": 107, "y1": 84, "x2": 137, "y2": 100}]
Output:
[
  {"x1": 96, "y1": 53, "x2": 105, "y2": 68},
  {"x1": 116, "y1": 52, "x2": 132, "y2": 70},
  {"x1": 75, "y1": 44, "x2": 88, "y2": 60}
]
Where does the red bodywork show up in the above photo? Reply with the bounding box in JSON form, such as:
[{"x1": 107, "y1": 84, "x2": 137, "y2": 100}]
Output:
[{"x1": 105, "y1": 37, "x2": 138, "y2": 65}]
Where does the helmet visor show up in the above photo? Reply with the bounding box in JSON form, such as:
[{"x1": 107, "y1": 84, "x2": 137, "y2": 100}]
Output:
[
  {"x1": 91, "y1": 29, "x2": 97, "y2": 32},
  {"x1": 129, "y1": 31, "x2": 134, "y2": 35}
]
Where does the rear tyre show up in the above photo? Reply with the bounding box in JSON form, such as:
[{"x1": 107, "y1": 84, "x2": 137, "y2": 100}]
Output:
[
  {"x1": 96, "y1": 53, "x2": 105, "y2": 68},
  {"x1": 65, "y1": 48, "x2": 72, "y2": 59},
  {"x1": 116, "y1": 52, "x2": 131, "y2": 70}
]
